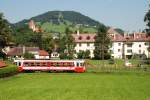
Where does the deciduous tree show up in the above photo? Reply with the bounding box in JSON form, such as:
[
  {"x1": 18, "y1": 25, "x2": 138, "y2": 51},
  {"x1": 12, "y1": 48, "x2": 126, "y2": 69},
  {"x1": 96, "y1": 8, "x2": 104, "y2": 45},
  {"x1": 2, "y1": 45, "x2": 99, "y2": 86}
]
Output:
[{"x1": 0, "y1": 13, "x2": 12, "y2": 59}]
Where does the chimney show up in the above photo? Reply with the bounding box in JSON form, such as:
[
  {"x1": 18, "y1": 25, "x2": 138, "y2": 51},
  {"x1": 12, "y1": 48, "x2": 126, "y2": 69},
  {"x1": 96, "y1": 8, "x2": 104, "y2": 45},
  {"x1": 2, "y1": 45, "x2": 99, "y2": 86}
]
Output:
[
  {"x1": 23, "y1": 46, "x2": 25, "y2": 54},
  {"x1": 133, "y1": 32, "x2": 136, "y2": 40},
  {"x1": 124, "y1": 32, "x2": 126, "y2": 38},
  {"x1": 77, "y1": 30, "x2": 80, "y2": 36},
  {"x1": 113, "y1": 34, "x2": 116, "y2": 40}
]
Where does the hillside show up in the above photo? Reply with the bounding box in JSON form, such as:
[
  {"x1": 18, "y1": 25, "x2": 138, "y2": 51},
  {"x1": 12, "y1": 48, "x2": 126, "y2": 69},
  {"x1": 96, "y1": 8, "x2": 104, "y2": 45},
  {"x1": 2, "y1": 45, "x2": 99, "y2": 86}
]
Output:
[{"x1": 13, "y1": 11, "x2": 102, "y2": 33}]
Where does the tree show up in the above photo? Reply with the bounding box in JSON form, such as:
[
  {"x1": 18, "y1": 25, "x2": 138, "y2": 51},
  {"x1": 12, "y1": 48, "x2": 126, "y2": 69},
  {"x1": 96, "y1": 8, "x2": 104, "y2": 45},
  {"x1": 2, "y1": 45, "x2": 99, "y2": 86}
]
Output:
[
  {"x1": 94, "y1": 25, "x2": 111, "y2": 60},
  {"x1": 77, "y1": 50, "x2": 90, "y2": 59},
  {"x1": 41, "y1": 34, "x2": 54, "y2": 54},
  {"x1": 23, "y1": 52, "x2": 34, "y2": 59},
  {"x1": 14, "y1": 25, "x2": 44, "y2": 48},
  {"x1": 0, "y1": 13, "x2": 12, "y2": 59},
  {"x1": 65, "y1": 27, "x2": 75, "y2": 59},
  {"x1": 144, "y1": 5, "x2": 150, "y2": 57},
  {"x1": 144, "y1": 5, "x2": 150, "y2": 36},
  {"x1": 0, "y1": 13, "x2": 12, "y2": 48},
  {"x1": 77, "y1": 50, "x2": 85, "y2": 59},
  {"x1": 59, "y1": 27, "x2": 75, "y2": 59},
  {"x1": 84, "y1": 50, "x2": 90, "y2": 59}
]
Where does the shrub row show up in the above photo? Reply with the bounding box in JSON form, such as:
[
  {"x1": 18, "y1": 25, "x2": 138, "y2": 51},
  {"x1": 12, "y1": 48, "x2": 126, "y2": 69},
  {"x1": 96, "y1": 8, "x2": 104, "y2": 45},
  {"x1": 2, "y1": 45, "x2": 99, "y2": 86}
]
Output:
[{"x1": 0, "y1": 64, "x2": 18, "y2": 78}]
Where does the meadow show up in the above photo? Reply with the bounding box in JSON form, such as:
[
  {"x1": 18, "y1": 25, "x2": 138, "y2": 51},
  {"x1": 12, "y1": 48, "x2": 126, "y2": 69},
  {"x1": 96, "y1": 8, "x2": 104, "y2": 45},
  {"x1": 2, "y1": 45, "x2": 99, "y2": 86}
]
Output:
[{"x1": 0, "y1": 72, "x2": 150, "y2": 100}]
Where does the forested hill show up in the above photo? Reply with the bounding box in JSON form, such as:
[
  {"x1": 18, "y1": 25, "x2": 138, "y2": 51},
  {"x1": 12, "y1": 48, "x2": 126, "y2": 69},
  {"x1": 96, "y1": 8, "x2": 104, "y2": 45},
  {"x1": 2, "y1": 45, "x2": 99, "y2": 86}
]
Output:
[{"x1": 14, "y1": 11, "x2": 100, "y2": 28}]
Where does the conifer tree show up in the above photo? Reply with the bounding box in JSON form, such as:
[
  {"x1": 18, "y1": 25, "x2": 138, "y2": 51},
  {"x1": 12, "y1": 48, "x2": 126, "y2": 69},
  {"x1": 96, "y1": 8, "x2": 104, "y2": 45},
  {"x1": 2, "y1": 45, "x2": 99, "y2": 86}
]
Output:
[
  {"x1": 144, "y1": 4, "x2": 150, "y2": 56},
  {"x1": 94, "y1": 25, "x2": 111, "y2": 60}
]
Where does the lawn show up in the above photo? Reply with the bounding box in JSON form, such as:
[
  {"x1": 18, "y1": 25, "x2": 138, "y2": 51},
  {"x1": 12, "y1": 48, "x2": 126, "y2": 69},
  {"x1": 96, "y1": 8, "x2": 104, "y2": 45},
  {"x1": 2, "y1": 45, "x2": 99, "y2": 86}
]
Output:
[{"x1": 0, "y1": 72, "x2": 150, "y2": 100}]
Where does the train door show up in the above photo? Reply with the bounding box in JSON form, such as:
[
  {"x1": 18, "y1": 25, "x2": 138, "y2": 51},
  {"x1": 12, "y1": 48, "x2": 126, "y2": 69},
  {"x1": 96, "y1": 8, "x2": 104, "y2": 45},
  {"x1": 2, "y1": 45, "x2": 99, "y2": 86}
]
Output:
[{"x1": 14, "y1": 60, "x2": 22, "y2": 66}]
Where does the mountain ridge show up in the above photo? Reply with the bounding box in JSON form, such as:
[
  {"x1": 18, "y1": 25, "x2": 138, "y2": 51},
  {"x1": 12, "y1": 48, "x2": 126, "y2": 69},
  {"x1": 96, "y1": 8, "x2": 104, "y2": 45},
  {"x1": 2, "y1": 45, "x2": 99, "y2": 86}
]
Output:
[{"x1": 14, "y1": 11, "x2": 101, "y2": 28}]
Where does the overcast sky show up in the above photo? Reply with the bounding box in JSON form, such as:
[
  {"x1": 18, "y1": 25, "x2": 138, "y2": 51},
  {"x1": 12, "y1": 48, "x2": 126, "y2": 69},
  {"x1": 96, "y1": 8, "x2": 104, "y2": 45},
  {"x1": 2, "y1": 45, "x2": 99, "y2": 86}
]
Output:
[{"x1": 0, "y1": 0, "x2": 149, "y2": 32}]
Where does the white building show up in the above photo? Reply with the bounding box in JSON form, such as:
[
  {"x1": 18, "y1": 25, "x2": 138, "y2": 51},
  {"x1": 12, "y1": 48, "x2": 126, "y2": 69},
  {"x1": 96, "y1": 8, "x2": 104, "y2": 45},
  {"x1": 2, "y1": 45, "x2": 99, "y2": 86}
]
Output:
[
  {"x1": 34, "y1": 50, "x2": 49, "y2": 59},
  {"x1": 72, "y1": 33, "x2": 95, "y2": 58},
  {"x1": 72, "y1": 29, "x2": 150, "y2": 59}
]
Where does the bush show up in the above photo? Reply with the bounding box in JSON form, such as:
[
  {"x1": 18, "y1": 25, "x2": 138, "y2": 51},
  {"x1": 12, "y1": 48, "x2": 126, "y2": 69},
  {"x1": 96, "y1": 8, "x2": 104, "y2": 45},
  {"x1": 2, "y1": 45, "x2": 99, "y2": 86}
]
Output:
[
  {"x1": 109, "y1": 59, "x2": 115, "y2": 64},
  {"x1": 142, "y1": 58, "x2": 150, "y2": 65},
  {"x1": 23, "y1": 52, "x2": 34, "y2": 59},
  {"x1": 77, "y1": 50, "x2": 90, "y2": 59},
  {"x1": 0, "y1": 64, "x2": 18, "y2": 78}
]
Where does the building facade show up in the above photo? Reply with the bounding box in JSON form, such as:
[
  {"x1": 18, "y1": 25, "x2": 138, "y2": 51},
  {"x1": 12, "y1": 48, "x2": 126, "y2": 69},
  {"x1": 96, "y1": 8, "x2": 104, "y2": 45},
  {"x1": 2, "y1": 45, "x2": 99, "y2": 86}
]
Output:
[{"x1": 72, "y1": 29, "x2": 150, "y2": 59}]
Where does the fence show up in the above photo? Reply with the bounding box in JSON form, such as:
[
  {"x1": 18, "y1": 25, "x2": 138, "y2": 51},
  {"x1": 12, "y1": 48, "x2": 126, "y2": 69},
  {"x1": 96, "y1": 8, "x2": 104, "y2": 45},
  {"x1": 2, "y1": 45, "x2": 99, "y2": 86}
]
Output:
[{"x1": 85, "y1": 59, "x2": 150, "y2": 73}]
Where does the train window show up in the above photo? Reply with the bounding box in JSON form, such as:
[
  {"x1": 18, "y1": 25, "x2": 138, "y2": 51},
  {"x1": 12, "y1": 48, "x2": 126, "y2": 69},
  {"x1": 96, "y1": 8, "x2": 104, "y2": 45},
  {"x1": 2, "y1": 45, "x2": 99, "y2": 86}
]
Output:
[
  {"x1": 36, "y1": 62, "x2": 40, "y2": 66},
  {"x1": 56, "y1": 63, "x2": 59, "y2": 67},
  {"x1": 76, "y1": 62, "x2": 79, "y2": 67},
  {"x1": 69, "y1": 62, "x2": 74, "y2": 67},
  {"x1": 72, "y1": 63, "x2": 74, "y2": 66},
  {"x1": 42, "y1": 62, "x2": 47, "y2": 66},
  {"x1": 24, "y1": 62, "x2": 29, "y2": 66},
  {"x1": 59, "y1": 62, "x2": 63, "y2": 67},
  {"x1": 31, "y1": 63, "x2": 35, "y2": 66},
  {"x1": 18, "y1": 62, "x2": 21, "y2": 66},
  {"x1": 80, "y1": 63, "x2": 84, "y2": 67},
  {"x1": 63, "y1": 62, "x2": 67, "y2": 67},
  {"x1": 51, "y1": 62, "x2": 56, "y2": 66}
]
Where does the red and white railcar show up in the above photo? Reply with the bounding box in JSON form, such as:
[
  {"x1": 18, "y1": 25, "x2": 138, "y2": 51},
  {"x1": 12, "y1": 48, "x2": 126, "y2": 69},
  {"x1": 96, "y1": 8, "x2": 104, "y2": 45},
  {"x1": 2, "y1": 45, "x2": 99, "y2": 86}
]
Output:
[{"x1": 14, "y1": 59, "x2": 86, "y2": 73}]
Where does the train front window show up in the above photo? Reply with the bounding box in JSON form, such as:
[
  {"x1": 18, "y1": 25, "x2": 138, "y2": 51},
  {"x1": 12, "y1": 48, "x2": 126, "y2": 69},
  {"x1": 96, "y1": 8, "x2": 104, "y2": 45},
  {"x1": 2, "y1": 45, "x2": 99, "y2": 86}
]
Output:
[
  {"x1": 18, "y1": 62, "x2": 21, "y2": 66},
  {"x1": 77, "y1": 62, "x2": 79, "y2": 67},
  {"x1": 80, "y1": 63, "x2": 84, "y2": 67}
]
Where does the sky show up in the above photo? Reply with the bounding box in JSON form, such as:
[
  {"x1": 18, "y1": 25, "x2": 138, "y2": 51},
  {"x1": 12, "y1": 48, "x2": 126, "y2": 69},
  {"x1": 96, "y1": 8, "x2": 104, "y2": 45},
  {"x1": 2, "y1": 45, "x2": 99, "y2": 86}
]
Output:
[{"x1": 0, "y1": 0, "x2": 149, "y2": 32}]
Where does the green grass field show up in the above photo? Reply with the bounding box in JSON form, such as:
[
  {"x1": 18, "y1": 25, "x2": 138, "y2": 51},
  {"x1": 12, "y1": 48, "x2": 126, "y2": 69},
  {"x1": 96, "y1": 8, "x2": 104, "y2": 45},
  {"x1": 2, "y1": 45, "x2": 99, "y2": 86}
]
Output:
[{"x1": 0, "y1": 72, "x2": 150, "y2": 100}]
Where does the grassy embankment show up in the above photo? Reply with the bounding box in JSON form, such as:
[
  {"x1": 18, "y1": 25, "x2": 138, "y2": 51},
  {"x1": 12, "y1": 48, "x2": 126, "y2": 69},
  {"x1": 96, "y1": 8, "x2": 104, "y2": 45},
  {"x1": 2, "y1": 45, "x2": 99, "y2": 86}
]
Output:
[{"x1": 0, "y1": 62, "x2": 18, "y2": 78}]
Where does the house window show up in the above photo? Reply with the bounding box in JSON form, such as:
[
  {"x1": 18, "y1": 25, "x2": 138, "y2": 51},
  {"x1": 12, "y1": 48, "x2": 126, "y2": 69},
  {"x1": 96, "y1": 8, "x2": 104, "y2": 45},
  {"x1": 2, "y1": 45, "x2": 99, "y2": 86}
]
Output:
[
  {"x1": 127, "y1": 44, "x2": 132, "y2": 47},
  {"x1": 118, "y1": 49, "x2": 121, "y2": 52},
  {"x1": 139, "y1": 50, "x2": 141, "y2": 54},
  {"x1": 86, "y1": 36, "x2": 90, "y2": 40},
  {"x1": 78, "y1": 36, "x2": 82, "y2": 40},
  {"x1": 145, "y1": 42, "x2": 149, "y2": 45},
  {"x1": 87, "y1": 43, "x2": 90, "y2": 47},
  {"x1": 118, "y1": 43, "x2": 121, "y2": 46},
  {"x1": 127, "y1": 49, "x2": 132, "y2": 53},
  {"x1": 110, "y1": 50, "x2": 114, "y2": 54},
  {"x1": 79, "y1": 43, "x2": 82, "y2": 47},
  {"x1": 139, "y1": 44, "x2": 141, "y2": 47}
]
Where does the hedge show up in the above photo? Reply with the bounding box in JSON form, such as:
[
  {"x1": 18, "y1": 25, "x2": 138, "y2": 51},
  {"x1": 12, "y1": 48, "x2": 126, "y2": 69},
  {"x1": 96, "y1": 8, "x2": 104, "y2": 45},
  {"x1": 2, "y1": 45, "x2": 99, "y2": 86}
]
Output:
[{"x1": 0, "y1": 64, "x2": 18, "y2": 78}]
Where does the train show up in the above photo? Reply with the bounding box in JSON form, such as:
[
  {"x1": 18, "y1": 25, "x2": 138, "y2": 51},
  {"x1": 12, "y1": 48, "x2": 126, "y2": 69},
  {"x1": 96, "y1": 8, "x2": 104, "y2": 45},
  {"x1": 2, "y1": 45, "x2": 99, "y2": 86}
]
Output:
[{"x1": 14, "y1": 59, "x2": 86, "y2": 73}]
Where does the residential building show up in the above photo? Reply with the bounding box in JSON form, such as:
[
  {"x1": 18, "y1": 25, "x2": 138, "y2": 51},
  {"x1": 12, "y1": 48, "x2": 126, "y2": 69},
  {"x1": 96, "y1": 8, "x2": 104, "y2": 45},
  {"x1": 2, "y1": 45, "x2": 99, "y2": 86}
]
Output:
[
  {"x1": 34, "y1": 50, "x2": 49, "y2": 59},
  {"x1": 6, "y1": 47, "x2": 49, "y2": 60},
  {"x1": 72, "y1": 28, "x2": 150, "y2": 59},
  {"x1": 72, "y1": 33, "x2": 95, "y2": 58}
]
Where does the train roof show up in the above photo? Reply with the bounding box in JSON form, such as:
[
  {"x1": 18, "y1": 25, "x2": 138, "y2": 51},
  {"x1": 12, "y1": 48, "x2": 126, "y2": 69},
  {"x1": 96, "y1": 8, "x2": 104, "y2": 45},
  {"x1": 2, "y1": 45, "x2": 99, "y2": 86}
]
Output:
[{"x1": 14, "y1": 59, "x2": 85, "y2": 62}]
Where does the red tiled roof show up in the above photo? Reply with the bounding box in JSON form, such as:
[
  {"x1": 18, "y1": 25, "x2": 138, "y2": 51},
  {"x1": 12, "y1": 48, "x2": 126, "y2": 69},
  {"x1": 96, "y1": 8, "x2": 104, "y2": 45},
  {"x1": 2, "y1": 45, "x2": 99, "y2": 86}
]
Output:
[
  {"x1": 0, "y1": 61, "x2": 6, "y2": 68},
  {"x1": 39, "y1": 50, "x2": 49, "y2": 56},
  {"x1": 7, "y1": 47, "x2": 39, "y2": 56},
  {"x1": 111, "y1": 34, "x2": 126, "y2": 42},
  {"x1": 72, "y1": 33, "x2": 96, "y2": 43},
  {"x1": 72, "y1": 32, "x2": 150, "y2": 43}
]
